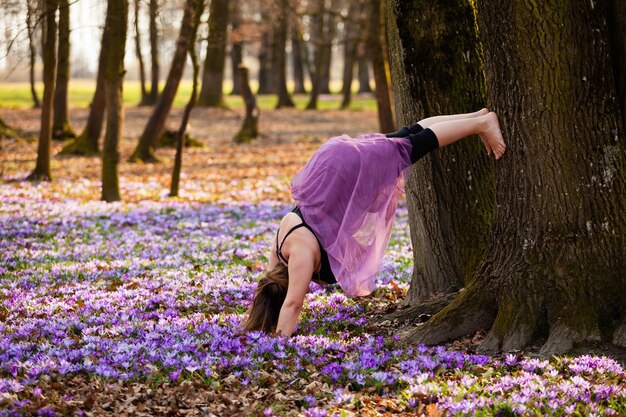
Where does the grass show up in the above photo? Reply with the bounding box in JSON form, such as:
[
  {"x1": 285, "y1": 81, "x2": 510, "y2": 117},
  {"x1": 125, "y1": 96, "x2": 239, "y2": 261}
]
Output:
[{"x1": 0, "y1": 79, "x2": 378, "y2": 111}]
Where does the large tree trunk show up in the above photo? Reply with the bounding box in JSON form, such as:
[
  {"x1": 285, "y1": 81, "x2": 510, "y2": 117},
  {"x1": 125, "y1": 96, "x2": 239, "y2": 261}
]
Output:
[
  {"x1": 356, "y1": 41, "x2": 372, "y2": 93},
  {"x1": 27, "y1": 0, "x2": 41, "y2": 109},
  {"x1": 134, "y1": 0, "x2": 149, "y2": 106},
  {"x1": 171, "y1": 0, "x2": 204, "y2": 197},
  {"x1": 385, "y1": 1, "x2": 492, "y2": 307},
  {"x1": 101, "y1": 0, "x2": 128, "y2": 202},
  {"x1": 400, "y1": 0, "x2": 626, "y2": 355},
  {"x1": 60, "y1": 22, "x2": 109, "y2": 155},
  {"x1": 339, "y1": 1, "x2": 360, "y2": 109},
  {"x1": 229, "y1": 0, "x2": 243, "y2": 96},
  {"x1": 52, "y1": 0, "x2": 76, "y2": 140},
  {"x1": 27, "y1": 0, "x2": 57, "y2": 181},
  {"x1": 128, "y1": 0, "x2": 198, "y2": 163},
  {"x1": 275, "y1": 0, "x2": 295, "y2": 108},
  {"x1": 146, "y1": 0, "x2": 159, "y2": 105},
  {"x1": 306, "y1": 0, "x2": 327, "y2": 110},
  {"x1": 368, "y1": 0, "x2": 394, "y2": 132},
  {"x1": 609, "y1": 0, "x2": 625, "y2": 133},
  {"x1": 198, "y1": 0, "x2": 229, "y2": 108}
]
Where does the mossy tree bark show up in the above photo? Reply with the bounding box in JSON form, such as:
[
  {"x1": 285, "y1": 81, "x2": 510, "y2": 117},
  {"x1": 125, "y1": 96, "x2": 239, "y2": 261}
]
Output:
[
  {"x1": 170, "y1": 0, "x2": 204, "y2": 198},
  {"x1": 101, "y1": 0, "x2": 128, "y2": 202},
  {"x1": 134, "y1": 0, "x2": 149, "y2": 106},
  {"x1": 146, "y1": 0, "x2": 159, "y2": 105},
  {"x1": 26, "y1": 0, "x2": 41, "y2": 109},
  {"x1": 229, "y1": 0, "x2": 243, "y2": 96},
  {"x1": 368, "y1": 0, "x2": 395, "y2": 133},
  {"x1": 198, "y1": 0, "x2": 229, "y2": 108},
  {"x1": 129, "y1": 0, "x2": 198, "y2": 163},
  {"x1": 233, "y1": 66, "x2": 259, "y2": 143},
  {"x1": 275, "y1": 0, "x2": 295, "y2": 109},
  {"x1": 27, "y1": 0, "x2": 57, "y2": 182},
  {"x1": 60, "y1": 20, "x2": 110, "y2": 156},
  {"x1": 385, "y1": 0, "x2": 492, "y2": 307},
  {"x1": 399, "y1": 0, "x2": 626, "y2": 355},
  {"x1": 52, "y1": 0, "x2": 76, "y2": 141}
]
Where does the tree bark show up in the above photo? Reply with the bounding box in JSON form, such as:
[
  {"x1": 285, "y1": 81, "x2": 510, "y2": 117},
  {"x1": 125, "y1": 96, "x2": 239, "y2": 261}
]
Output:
[
  {"x1": 318, "y1": 0, "x2": 340, "y2": 95},
  {"x1": 368, "y1": 0, "x2": 394, "y2": 132},
  {"x1": 401, "y1": 0, "x2": 626, "y2": 355},
  {"x1": 27, "y1": 0, "x2": 41, "y2": 109},
  {"x1": 291, "y1": 21, "x2": 308, "y2": 94},
  {"x1": 52, "y1": 0, "x2": 76, "y2": 141},
  {"x1": 101, "y1": 0, "x2": 128, "y2": 202},
  {"x1": 306, "y1": 0, "x2": 327, "y2": 110},
  {"x1": 233, "y1": 65, "x2": 259, "y2": 143},
  {"x1": 356, "y1": 41, "x2": 372, "y2": 93},
  {"x1": 339, "y1": 1, "x2": 360, "y2": 109},
  {"x1": 28, "y1": 0, "x2": 57, "y2": 181},
  {"x1": 229, "y1": 0, "x2": 243, "y2": 96},
  {"x1": 146, "y1": 0, "x2": 159, "y2": 105},
  {"x1": 134, "y1": 0, "x2": 149, "y2": 106},
  {"x1": 385, "y1": 1, "x2": 492, "y2": 307},
  {"x1": 129, "y1": 0, "x2": 198, "y2": 163},
  {"x1": 198, "y1": 0, "x2": 229, "y2": 108},
  {"x1": 275, "y1": 0, "x2": 295, "y2": 108},
  {"x1": 60, "y1": 22, "x2": 110, "y2": 155},
  {"x1": 257, "y1": 10, "x2": 276, "y2": 95},
  {"x1": 609, "y1": 0, "x2": 625, "y2": 133},
  {"x1": 171, "y1": 0, "x2": 204, "y2": 197}
]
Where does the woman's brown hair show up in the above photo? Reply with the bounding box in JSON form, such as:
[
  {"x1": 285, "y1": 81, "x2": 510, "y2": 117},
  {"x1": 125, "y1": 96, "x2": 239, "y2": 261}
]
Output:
[{"x1": 242, "y1": 263, "x2": 289, "y2": 333}]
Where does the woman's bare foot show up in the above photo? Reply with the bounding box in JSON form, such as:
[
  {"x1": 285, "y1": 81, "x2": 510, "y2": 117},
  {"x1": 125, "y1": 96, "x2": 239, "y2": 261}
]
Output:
[{"x1": 479, "y1": 112, "x2": 506, "y2": 159}]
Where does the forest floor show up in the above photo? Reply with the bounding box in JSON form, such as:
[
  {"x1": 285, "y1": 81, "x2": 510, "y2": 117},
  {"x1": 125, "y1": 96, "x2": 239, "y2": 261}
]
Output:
[{"x1": 1, "y1": 105, "x2": 625, "y2": 416}]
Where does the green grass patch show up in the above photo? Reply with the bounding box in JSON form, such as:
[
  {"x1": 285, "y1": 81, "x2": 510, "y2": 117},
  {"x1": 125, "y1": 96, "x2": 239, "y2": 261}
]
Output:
[{"x1": 0, "y1": 80, "x2": 378, "y2": 111}]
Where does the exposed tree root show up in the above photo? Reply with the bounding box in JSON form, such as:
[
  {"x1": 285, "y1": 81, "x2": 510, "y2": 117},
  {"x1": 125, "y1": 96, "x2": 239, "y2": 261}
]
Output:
[
  {"x1": 128, "y1": 148, "x2": 160, "y2": 164},
  {"x1": 540, "y1": 320, "x2": 602, "y2": 356},
  {"x1": 59, "y1": 135, "x2": 100, "y2": 156},
  {"x1": 402, "y1": 286, "x2": 496, "y2": 346},
  {"x1": 479, "y1": 297, "x2": 541, "y2": 353},
  {"x1": 378, "y1": 290, "x2": 459, "y2": 325}
]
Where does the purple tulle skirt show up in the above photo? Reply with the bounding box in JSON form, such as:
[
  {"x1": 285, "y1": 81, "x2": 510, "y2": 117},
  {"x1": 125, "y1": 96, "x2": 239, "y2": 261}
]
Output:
[{"x1": 291, "y1": 133, "x2": 413, "y2": 297}]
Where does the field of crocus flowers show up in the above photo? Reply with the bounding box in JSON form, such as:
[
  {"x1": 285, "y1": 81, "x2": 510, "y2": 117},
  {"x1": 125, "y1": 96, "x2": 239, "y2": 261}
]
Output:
[{"x1": 1, "y1": 106, "x2": 625, "y2": 416}]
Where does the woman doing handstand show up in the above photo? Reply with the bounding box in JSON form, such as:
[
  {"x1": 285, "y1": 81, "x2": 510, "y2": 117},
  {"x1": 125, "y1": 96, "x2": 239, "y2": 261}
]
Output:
[{"x1": 243, "y1": 109, "x2": 506, "y2": 337}]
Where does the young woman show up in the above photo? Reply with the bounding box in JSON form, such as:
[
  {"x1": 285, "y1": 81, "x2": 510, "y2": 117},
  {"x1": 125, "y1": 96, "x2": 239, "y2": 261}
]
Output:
[{"x1": 243, "y1": 109, "x2": 506, "y2": 336}]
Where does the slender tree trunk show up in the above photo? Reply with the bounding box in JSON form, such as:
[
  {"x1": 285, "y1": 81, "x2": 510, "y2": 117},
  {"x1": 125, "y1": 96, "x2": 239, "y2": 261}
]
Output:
[
  {"x1": 198, "y1": 0, "x2": 229, "y2": 107},
  {"x1": 306, "y1": 0, "x2": 326, "y2": 110},
  {"x1": 357, "y1": 41, "x2": 372, "y2": 93},
  {"x1": 291, "y1": 23, "x2": 307, "y2": 94},
  {"x1": 401, "y1": 0, "x2": 626, "y2": 355},
  {"x1": 129, "y1": 0, "x2": 198, "y2": 163},
  {"x1": 134, "y1": 0, "x2": 149, "y2": 106},
  {"x1": 257, "y1": 10, "x2": 275, "y2": 95},
  {"x1": 27, "y1": 0, "x2": 41, "y2": 109},
  {"x1": 28, "y1": 0, "x2": 57, "y2": 181},
  {"x1": 275, "y1": 0, "x2": 295, "y2": 108},
  {"x1": 60, "y1": 23, "x2": 109, "y2": 155},
  {"x1": 146, "y1": 0, "x2": 159, "y2": 105},
  {"x1": 52, "y1": 0, "x2": 75, "y2": 140},
  {"x1": 233, "y1": 66, "x2": 259, "y2": 143},
  {"x1": 318, "y1": 0, "x2": 339, "y2": 95},
  {"x1": 171, "y1": 0, "x2": 204, "y2": 197},
  {"x1": 368, "y1": 0, "x2": 394, "y2": 132},
  {"x1": 385, "y1": 0, "x2": 492, "y2": 307},
  {"x1": 339, "y1": 1, "x2": 360, "y2": 109},
  {"x1": 229, "y1": 0, "x2": 243, "y2": 95},
  {"x1": 101, "y1": 0, "x2": 128, "y2": 202}
]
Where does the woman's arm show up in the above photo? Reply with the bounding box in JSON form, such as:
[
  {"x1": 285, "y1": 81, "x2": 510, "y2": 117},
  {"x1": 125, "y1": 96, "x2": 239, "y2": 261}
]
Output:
[{"x1": 275, "y1": 253, "x2": 314, "y2": 337}]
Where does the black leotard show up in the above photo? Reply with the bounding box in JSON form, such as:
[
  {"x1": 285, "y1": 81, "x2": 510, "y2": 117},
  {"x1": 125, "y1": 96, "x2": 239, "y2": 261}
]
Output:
[{"x1": 275, "y1": 207, "x2": 337, "y2": 285}]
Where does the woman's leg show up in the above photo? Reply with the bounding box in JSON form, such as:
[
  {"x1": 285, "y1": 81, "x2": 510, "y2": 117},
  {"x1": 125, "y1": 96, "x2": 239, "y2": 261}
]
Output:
[
  {"x1": 428, "y1": 112, "x2": 506, "y2": 159},
  {"x1": 417, "y1": 108, "x2": 489, "y2": 129}
]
